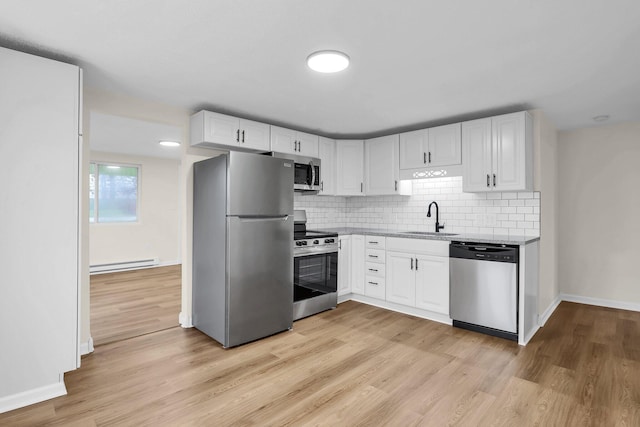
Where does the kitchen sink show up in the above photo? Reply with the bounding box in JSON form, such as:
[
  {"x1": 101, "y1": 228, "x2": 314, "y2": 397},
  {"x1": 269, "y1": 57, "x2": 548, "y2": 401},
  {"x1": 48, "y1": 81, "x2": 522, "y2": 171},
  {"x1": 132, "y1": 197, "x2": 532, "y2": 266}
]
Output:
[{"x1": 399, "y1": 231, "x2": 458, "y2": 237}]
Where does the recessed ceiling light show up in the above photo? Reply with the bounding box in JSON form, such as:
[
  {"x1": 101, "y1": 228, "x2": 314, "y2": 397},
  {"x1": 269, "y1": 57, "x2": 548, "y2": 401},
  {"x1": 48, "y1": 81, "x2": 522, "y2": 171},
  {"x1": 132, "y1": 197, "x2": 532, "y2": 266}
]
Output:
[
  {"x1": 593, "y1": 115, "x2": 610, "y2": 122},
  {"x1": 307, "y1": 50, "x2": 350, "y2": 73},
  {"x1": 159, "y1": 140, "x2": 181, "y2": 147}
]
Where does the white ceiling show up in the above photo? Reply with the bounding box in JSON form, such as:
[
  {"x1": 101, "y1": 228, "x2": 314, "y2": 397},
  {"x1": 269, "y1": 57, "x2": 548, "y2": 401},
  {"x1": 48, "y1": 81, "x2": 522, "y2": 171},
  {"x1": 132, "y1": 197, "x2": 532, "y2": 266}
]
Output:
[
  {"x1": 2, "y1": 0, "x2": 640, "y2": 139},
  {"x1": 89, "y1": 112, "x2": 182, "y2": 159}
]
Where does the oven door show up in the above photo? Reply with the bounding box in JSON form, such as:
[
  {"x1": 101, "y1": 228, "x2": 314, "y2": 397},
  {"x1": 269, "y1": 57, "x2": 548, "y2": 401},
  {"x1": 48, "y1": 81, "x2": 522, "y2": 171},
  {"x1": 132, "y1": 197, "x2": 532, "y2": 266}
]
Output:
[{"x1": 293, "y1": 251, "x2": 337, "y2": 302}]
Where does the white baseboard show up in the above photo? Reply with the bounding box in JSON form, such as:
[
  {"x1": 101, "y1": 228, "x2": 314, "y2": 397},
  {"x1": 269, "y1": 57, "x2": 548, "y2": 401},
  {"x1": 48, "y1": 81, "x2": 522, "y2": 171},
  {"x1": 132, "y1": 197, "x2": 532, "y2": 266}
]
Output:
[
  {"x1": 0, "y1": 380, "x2": 67, "y2": 414},
  {"x1": 179, "y1": 311, "x2": 193, "y2": 328},
  {"x1": 538, "y1": 295, "x2": 562, "y2": 327},
  {"x1": 90, "y1": 260, "x2": 181, "y2": 275},
  {"x1": 561, "y1": 293, "x2": 640, "y2": 312},
  {"x1": 340, "y1": 293, "x2": 452, "y2": 325},
  {"x1": 79, "y1": 336, "x2": 94, "y2": 356}
]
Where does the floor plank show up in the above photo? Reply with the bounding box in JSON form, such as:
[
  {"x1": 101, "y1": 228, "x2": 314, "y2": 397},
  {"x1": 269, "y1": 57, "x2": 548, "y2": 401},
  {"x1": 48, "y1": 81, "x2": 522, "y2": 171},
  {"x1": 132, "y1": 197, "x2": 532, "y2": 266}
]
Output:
[
  {"x1": 2, "y1": 300, "x2": 640, "y2": 425},
  {"x1": 90, "y1": 265, "x2": 181, "y2": 345}
]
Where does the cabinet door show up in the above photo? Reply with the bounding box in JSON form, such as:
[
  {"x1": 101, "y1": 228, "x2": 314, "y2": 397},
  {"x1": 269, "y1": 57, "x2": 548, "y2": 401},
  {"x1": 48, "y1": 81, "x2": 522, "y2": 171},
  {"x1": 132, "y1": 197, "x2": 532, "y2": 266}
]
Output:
[
  {"x1": 429, "y1": 123, "x2": 461, "y2": 166},
  {"x1": 297, "y1": 131, "x2": 319, "y2": 157},
  {"x1": 415, "y1": 254, "x2": 449, "y2": 315},
  {"x1": 492, "y1": 112, "x2": 529, "y2": 191},
  {"x1": 239, "y1": 119, "x2": 270, "y2": 151},
  {"x1": 386, "y1": 251, "x2": 416, "y2": 306},
  {"x1": 318, "y1": 137, "x2": 336, "y2": 195},
  {"x1": 351, "y1": 235, "x2": 365, "y2": 295},
  {"x1": 399, "y1": 129, "x2": 428, "y2": 170},
  {"x1": 204, "y1": 111, "x2": 240, "y2": 146},
  {"x1": 462, "y1": 118, "x2": 493, "y2": 192},
  {"x1": 336, "y1": 140, "x2": 365, "y2": 196},
  {"x1": 365, "y1": 135, "x2": 400, "y2": 195},
  {"x1": 270, "y1": 125, "x2": 297, "y2": 154},
  {"x1": 338, "y1": 236, "x2": 351, "y2": 296}
]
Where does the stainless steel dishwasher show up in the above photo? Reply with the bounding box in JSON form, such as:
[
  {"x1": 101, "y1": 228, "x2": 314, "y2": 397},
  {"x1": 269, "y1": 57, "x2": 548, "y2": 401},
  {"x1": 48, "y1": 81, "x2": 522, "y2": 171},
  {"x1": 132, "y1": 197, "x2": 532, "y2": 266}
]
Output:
[{"x1": 449, "y1": 241, "x2": 519, "y2": 341}]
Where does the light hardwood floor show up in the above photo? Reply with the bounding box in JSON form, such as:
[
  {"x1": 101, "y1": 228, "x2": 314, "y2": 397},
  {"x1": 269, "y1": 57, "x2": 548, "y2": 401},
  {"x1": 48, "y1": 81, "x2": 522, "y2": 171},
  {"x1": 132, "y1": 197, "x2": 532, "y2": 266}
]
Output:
[
  {"x1": 2, "y1": 300, "x2": 639, "y2": 425},
  {"x1": 90, "y1": 265, "x2": 182, "y2": 345}
]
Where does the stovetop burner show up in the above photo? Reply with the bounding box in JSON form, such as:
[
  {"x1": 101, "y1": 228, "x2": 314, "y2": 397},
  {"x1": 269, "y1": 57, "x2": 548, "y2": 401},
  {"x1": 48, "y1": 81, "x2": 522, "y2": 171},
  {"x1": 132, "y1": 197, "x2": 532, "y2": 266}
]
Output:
[{"x1": 294, "y1": 230, "x2": 338, "y2": 240}]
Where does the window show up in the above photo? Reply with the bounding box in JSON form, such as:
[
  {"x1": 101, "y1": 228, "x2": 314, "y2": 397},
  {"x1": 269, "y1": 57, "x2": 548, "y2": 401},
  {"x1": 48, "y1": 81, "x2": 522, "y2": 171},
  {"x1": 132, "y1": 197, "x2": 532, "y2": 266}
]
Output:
[{"x1": 89, "y1": 162, "x2": 139, "y2": 223}]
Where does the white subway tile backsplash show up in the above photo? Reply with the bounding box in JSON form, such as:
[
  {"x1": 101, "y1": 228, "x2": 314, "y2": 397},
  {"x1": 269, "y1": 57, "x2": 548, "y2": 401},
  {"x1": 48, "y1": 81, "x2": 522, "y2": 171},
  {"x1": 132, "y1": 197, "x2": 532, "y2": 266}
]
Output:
[{"x1": 295, "y1": 176, "x2": 540, "y2": 237}]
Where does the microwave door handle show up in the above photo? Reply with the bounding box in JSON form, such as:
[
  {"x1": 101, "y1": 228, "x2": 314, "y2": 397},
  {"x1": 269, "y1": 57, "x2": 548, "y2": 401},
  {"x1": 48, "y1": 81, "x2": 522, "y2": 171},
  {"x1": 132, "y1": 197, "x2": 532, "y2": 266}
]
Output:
[{"x1": 309, "y1": 161, "x2": 315, "y2": 187}]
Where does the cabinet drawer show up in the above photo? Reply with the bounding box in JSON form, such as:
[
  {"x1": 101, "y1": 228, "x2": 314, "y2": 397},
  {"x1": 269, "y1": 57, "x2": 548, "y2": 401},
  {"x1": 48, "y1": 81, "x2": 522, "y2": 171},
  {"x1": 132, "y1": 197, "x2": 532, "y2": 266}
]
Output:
[
  {"x1": 386, "y1": 237, "x2": 449, "y2": 257},
  {"x1": 365, "y1": 248, "x2": 385, "y2": 263},
  {"x1": 365, "y1": 262, "x2": 385, "y2": 277},
  {"x1": 365, "y1": 236, "x2": 386, "y2": 249},
  {"x1": 365, "y1": 276, "x2": 386, "y2": 300}
]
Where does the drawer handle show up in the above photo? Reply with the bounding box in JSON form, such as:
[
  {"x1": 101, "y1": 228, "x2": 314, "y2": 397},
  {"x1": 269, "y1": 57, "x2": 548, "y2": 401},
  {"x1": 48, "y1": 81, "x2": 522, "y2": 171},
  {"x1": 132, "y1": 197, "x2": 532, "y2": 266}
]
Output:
[
  {"x1": 368, "y1": 281, "x2": 378, "y2": 285},
  {"x1": 411, "y1": 258, "x2": 414, "y2": 270},
  {"x1": 415, "y1": 258, "x2": 418, "y2": 271},
  {"x1": 370, "y1": 241, "x2": 378, "y2": 244},
  {"x1": 368, "y1": 268, "x2": 378, "y2": 272},
  {"x1": 368, "y1": 255, "x2": 378, "y2": 258}
]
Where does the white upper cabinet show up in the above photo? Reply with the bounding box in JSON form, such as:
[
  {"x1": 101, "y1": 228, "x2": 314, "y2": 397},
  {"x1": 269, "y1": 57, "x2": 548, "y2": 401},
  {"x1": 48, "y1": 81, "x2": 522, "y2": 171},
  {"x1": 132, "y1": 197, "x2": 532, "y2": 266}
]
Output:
[
  {"x1": 462, "y1": 111, "x2": 532, "y2": 192},
  {"x1": 399, "y1": 123, "x2": 461, "y2": 170},
  {"x1": 429, "y1": 123, "x2": 462, "y2": 166},
  {"x1": 318, "y1": 137, "x2": 336, "y2": 195},
  {"x1": 190, "y1": 110, "x2": 270, "y2": 152},
  {"x1": 365, "y1": 135, "x2": 401, "y2": 195},
  {"x1": 270, "y1": 125, "x2": 319, "y2": 157},
  {"x1": 336, "y1": 140, "x2": 365, "y2": 196}
]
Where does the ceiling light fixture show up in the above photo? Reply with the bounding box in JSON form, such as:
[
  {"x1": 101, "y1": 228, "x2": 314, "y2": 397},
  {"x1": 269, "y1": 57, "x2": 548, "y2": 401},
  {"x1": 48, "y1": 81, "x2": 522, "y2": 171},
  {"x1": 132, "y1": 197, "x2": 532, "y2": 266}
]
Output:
[
  {"x1": 159, "y1": 140, "x2": 181, "y2": 147},
  {"x1": 307, "y1": 50, "x2": 350, "y2": 73},
  {"x1": 592, "y1": 115, "x2": 610, "y2": 122}
]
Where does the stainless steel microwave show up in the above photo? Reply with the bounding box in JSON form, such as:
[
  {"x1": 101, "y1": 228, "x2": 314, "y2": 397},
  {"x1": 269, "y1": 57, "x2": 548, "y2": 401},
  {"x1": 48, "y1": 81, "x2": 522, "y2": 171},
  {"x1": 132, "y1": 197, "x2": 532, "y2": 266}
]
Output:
[{"x1": 268, "y1": 152, "x2": 321, "y2": 192}]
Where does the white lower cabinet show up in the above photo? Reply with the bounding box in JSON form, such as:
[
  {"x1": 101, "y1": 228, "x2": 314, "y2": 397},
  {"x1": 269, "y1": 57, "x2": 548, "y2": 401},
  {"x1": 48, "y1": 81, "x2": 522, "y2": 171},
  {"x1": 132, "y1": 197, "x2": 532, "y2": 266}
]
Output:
[
  {"x1": 385, "y1": 238, "x2": 450, "y2": 316},
  {"x1": 385, "y1": 251, "x2": 416, "y2": 306},
  {"x1": 351, "y1": 235, "x2": 365, "y2": 295},
  {"x1": 414, "y1": 254, "x2": 449, "y2": 315},
  {"x1": 338, "y1": 236, "x2": 351, "y2": 296}
]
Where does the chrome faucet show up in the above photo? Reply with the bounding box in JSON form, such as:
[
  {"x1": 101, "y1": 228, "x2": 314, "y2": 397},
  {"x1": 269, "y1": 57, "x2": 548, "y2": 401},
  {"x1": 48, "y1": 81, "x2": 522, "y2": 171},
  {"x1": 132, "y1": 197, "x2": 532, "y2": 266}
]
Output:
[{"x1": 427, "y1": 201, "x2": 445, "y2": 233}]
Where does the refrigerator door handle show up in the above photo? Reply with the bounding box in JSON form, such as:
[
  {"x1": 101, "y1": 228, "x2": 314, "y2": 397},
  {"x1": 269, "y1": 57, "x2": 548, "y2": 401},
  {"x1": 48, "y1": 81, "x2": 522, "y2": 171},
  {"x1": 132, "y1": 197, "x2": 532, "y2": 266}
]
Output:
[{"x1": 236, "y1": 215, "x2": 289, "y2": 223}]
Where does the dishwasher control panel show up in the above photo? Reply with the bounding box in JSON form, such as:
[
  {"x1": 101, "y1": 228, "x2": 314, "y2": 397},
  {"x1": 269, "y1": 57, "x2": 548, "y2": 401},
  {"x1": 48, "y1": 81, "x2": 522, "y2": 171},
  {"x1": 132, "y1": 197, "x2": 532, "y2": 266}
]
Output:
[{"x1": 449, "y1": 241, "x2": 518, "y2": 263}]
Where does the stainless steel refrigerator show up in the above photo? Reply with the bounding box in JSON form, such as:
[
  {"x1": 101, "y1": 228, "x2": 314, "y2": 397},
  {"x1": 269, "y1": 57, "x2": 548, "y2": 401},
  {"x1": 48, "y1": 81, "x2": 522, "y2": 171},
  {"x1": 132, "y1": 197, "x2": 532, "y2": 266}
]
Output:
[{"x1": 192, "y1": 151, "x2": 294, "y2": 347}]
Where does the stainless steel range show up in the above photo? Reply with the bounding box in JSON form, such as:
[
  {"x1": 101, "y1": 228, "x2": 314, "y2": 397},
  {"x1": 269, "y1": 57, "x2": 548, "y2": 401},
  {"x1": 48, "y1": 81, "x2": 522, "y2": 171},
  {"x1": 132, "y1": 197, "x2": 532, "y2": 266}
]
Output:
[{"x1": 293, "y1": 210, "x2": 338, "y2": 320}]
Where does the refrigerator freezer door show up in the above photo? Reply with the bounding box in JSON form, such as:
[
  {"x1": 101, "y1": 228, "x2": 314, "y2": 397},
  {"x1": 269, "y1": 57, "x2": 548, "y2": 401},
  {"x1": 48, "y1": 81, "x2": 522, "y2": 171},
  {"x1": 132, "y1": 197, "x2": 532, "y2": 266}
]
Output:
[
  {"x1": 227, "y1": 152, "x2": 294, "y2": 216},
  {"x1": 226, "y1": 215, "x2": 293, "y2": 347}
]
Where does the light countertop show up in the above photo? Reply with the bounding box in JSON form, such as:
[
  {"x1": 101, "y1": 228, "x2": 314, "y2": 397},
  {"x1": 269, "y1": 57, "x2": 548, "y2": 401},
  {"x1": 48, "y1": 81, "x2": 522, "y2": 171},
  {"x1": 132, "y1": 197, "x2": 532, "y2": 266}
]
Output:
[{"x1": 313, "y1": 227, "x2": 540, "y2": 245}]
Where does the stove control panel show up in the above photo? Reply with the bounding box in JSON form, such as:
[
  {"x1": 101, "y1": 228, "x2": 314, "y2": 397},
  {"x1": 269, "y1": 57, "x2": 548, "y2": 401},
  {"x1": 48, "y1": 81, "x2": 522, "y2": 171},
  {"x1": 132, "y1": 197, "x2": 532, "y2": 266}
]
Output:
[{"x1": 294, "y1": 235, "x2": 339, "y2": 254}]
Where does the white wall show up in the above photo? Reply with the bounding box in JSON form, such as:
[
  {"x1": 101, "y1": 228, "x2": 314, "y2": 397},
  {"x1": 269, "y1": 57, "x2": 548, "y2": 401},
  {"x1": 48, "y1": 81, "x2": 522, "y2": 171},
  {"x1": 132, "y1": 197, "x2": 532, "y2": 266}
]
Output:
[
  {"x1": 558, "y1": 121, "x2": 640, "y2": 306},
  {"x1": 89, "y1": 151, "x2": 180, "y2": 266},
  {"x1": 532, "y1": 110, "x2": 559, "y2": 319}
]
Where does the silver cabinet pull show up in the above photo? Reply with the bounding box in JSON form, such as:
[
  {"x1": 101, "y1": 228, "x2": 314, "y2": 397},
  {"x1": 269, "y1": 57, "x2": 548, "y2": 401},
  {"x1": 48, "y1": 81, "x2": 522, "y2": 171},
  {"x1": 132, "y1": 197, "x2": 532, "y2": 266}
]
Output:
[
  {"x1": 242, "y1": 130, "x2": 245, "y2": 143},
  {"x1": 423, "y1": 152, "x2": 427, "y2": 164},
  {"x1": 369, "y1": 255, "x2": 378, "y2": 259},
  {"x1": 368, "y1": 281, "x2": 378, "y2": 285},
  {"x1": 411, "y1": 258, "x2": 414, "y2": 270},
  {"x1": 395, "y1": 180, "x2": 398, "y2": 191},
  {"x1": 360, "y1": 182, "x2": 363, "y2": 193},
  {"x1": 415, "y1": 258, "x2": 419, "y2": 271},
  {"x1": 493, "y1": 174, "x2": 496, "y2": 187},
  {"x1": 370, "y1": 241, "x2": 378, "y2": 244},
  {"x1": 368, "y1": 268, "x2": 378, "y2": 272},
  {"x1": 321, "y1": 181, "x2": 323, "y2": 191},
  {"x1": 236, "y1": 129, "x2": 240, "y2": 142},
  {"x1": 428, "y1": 152, "x2": 432, "y2": 163},
  {"x1": 486, "y1": 174, "x2": 490, "y2": 187}
]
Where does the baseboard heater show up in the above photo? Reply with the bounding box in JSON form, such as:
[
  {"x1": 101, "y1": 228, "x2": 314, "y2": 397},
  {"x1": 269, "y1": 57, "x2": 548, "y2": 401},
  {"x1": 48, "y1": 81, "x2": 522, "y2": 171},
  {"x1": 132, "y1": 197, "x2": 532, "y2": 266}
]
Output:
[{"x1": 90, "y1": 258, "x2": 159, "y2": 274}]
